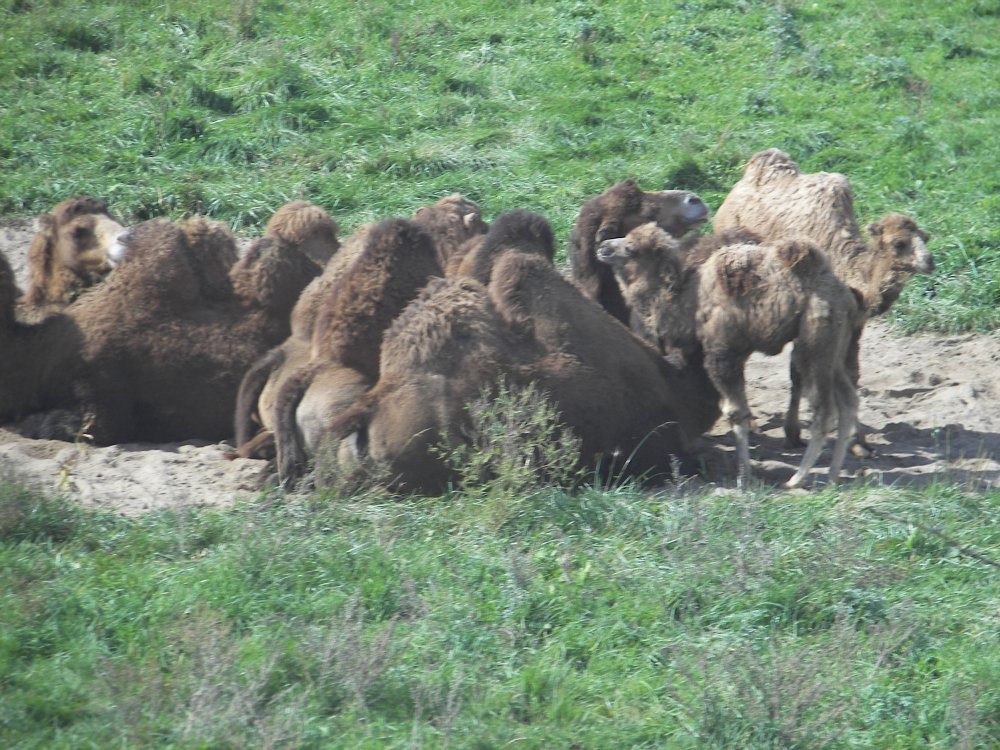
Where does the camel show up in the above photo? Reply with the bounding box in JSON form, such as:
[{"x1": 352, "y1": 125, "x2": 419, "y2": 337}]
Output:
[
  {"x1": 325, "y1": 212, "x2": 722, "y2": 494},
  {"x1": 597, "y1": 222, "x2": 864, "y2": 488},
  {"x1": 713, "y1": 148, "x2": 935, "y2": 453},
  {"x1": 269, "y1": 218, "x2": 443, "y2": 483},
  {"x1": 234, "y1": 195, "x2": 486, "y2": 466},
  {"x1": 23, "y1": 195, "x2": 127, "y2": 313},
  {"x1": 1, "y1": 216, "x2": 319, "y2": 444},
  {"x1": 569, "y1": 179, "x2": 710, "y2": 325}
]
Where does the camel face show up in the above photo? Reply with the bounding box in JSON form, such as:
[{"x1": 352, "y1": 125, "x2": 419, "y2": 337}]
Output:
[
  {"x1": 869, "y1": 213, "x2": 935, "y2": 275},
  {"x1": 596, "y1": 222, "x2": 678, "y2": 286},
  {"x1": 52, "y1": 209, "x2": 125, "y2": 274},
  {"x1": 638, "y1": 190, "x2": 710, "y2": 236}
]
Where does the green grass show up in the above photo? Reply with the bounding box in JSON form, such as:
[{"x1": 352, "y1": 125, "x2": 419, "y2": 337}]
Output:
[
  {"x1": 1, "y1": 0, "x2": 999, "y2": 330},
  {"x1": 1, "y1": 478, "x2": 998, "y2": 748}
]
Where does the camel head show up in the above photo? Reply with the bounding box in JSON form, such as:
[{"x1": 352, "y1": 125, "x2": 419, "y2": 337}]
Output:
[
  {"x1": 866, "y1": 213, "x2": 935, "y2": 315},
  {"x1": 45, "y1": 195, "x2": 127, "y2": 267},
  {"x1": 595, "y1": 222, "x2": 685, "y2": 291},
  {"x1": 25, "y1": 196, "x2": 128, "y2": 307},
  {"x1": 593, "y1": 182, "x2": 709, "y2": 244}
]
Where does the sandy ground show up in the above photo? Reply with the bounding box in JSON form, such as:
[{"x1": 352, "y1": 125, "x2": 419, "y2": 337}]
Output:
[{"x1": 2, "y1": 218, "x2": 998, "y2": 515}]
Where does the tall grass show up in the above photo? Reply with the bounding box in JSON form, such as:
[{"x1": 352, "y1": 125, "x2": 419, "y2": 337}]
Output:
[
  {"x1": 1, "y1": 0, "x2": 999, "y2": 330},
  {"x1": 1, "y1": 478, "x2": 998, "y2": 747}
]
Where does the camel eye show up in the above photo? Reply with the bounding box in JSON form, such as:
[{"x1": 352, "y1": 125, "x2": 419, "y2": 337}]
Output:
[{"x1": 892, "y1": 239, "x2": 908, "y2": 252}]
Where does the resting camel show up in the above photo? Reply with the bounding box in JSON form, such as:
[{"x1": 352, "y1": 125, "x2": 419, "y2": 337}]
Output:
[
  {"x1": 324, "y1": 212, "x2": 722, "y2": 494},
  {"x1": 1, "y1": 217, "x2": 319, "y2": 444},
  {"x1": 270, "y1": 218, "x2": 443, "y2": 483},
  {"x1": 235, "y1": 195, "x2": 486, "y2": 465}
]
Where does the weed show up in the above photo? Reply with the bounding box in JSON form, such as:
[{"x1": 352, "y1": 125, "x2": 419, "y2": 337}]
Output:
[{"x1": 438, "y1": 378, "x2": 584, "y2": 499}]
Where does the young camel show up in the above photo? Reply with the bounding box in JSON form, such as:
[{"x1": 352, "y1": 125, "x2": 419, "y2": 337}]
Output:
[
  {"x1": 713, "y1": 148, "x2": 934, "y2": 454},
  {"x1": 597, "y1": 222, "x2": 864, "y2": 488}
]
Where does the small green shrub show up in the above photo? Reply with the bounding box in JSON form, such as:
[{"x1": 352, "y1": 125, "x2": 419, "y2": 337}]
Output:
[{"x1": 440, "y1": 378, "x2": 584, "y2": 497}]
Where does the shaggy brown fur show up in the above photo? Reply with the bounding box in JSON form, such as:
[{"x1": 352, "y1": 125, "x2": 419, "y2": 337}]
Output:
[
  {"x1": 230, "y1": 235, "x2": 322, "y2": 314},
  {"x1": 234, "y1": 198, "x2": 483, "y2": 466},
  {"x1": 178, "y1": 216, "x2": 241, "y2": 301},
  {"x1": 713, "y1": 149, "x2": 934, "y2": 453},
  {"x1": 569, "y1": 179, "x2": 710, "y2": 324},
  {"x1": 453, "y1": 209, "x2": 555, "y2": 285},
  {"x1": 231, "y1": 219, "x2": 373, "y2": 460},
  {"x1": 411, "y1": 193, "x2": 489, "y2": 270},
  {"x1": 487, "y1": 248, "x2": 721, "y2": 460},
  {"x1": 265, "y1": 200, "x2": 340, "y2": 266},
  {"x1": 236, "y1": 196, "x2": 485, "y2": 464},
  {"x1": 325, "y1": 213, "x2": 722, "y2": 494},
  {"x1": 598, "y1": 222, "x2": 864, "y2": 488},
  {"x1": 714, "y1": 148, "x2": 935, "y2": 317},
  {"x1": 271, "y1": 218, "x2": 443, "y2": 482},
  {"x1": 0, "y1": 251, "x2": 84, "y2": 427},
  {"x1": 327, "y1": 277, "x2": 533, "y2": 493},
  {"x1": 23, "y1": 195, "x2": 126, "y2": 312},
  {"x1": 2, "y1": 217, "x2": 318, "y2": 444}
]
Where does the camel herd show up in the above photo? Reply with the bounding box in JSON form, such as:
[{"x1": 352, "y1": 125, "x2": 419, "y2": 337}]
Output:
[{"x1": 0, "y1": 149, "x2": 935, "y2": 492}]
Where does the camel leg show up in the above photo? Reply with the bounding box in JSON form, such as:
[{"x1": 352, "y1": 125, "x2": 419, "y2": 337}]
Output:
[
  {"x1": 705, "y1": 349, "x2": 753, "y2": 488},
  {"x1": 234, "y1": 345, "x2": 285, "y2": 448},
  {"x1": 827, "y1": 370, "x2": 859, "y2": 483},
  {"x1": 274, "y1": 362, "x2": 318, "y2": 487},
  {"x1": 844, "y1": 331, "x2": 874, "y2": 458},
  {"x1": 784, "y1": 345, "x2": 806, "y2": 448},
  {"x1": 785, "y1": 383, "x2": 834, "y2": 489}
]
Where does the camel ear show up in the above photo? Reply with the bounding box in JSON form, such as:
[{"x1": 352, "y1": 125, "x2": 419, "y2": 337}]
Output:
[
  {"x1": 866, "y1": 221, "x2": 883, "y2": 238},
  {"x1": 595, "y1": 219, "x2": 620, "y2": 244},
  {"x1": 918, "y1": 228, "x2": 930, "y2": 243},
  {"x1": 462, "y1": 212, "x2": 478, "y2": 229}
]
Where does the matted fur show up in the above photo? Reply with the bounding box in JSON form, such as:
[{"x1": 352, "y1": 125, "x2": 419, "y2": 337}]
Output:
[
  {"x1": 454, "y1": 209, "x2": 554, "y2": 284},
  {"x1": 713, "y1": 149, "x2": 934, "y2": 454},
  {"x1": 236, "y1": 196, "x2": 487, "y2": 466},
  {"x1": 411, "y1": 193, "x2": 489, "y2": 270},
  {"x1": 265, "y1": 200, "x2": 340, "y2": 266},
  {"x1": 1, "y1": 216, "x2": 317, "y2": 445},
  {"x1": 714, "y1": 148, "x2": 934, "y2": 318},
  {"x1": 271, "y1": 218, "x2": 444, "y2": 482},
  {"x1": 569, "y1": 179, "x2": 710, "y2": 324},
  {"x1": 598, "y1": 222, "x2": 864, "y2": 488},
  {"x1": 324, "y1": 213, "x2": 722, "y2": 494}
]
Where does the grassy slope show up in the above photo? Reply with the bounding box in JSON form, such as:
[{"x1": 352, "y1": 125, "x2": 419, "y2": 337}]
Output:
[
  {"x1": 1, "y1": 480, "x2": 998, "y2": 748},
  {"x1": 1, "y1": 0, "x2": 999, "y2": 330}
]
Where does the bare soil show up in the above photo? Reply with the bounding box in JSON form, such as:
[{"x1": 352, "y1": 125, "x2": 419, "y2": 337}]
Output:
[{"x1": 2, "y1": 218, "x2": 997, "y2": 514}]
